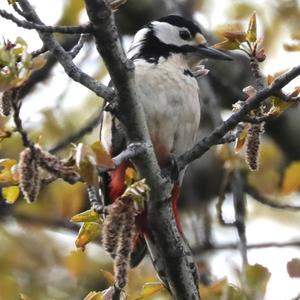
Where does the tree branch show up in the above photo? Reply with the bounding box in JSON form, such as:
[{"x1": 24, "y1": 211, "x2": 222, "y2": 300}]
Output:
[
  {"x1": 83, "y1": 0, "x2": 200, "y2": 298},
  {"x1": 0, "y1": 9, "x2": 92, "y2": 34},
  {"x1": 246, "y1": 185, "x2": 300, "y2": 211},
  {"x1": 193, "y1": 240, "x2": 300, "y2": 254},
  {"x1": 16, "y1": 0, "x2": 114, "y2": 101},
  {"x1": 176, "y1": 64, "x2": 300, "y2": 172},
  {"x1": 112, "y1": 143, "x2": 148, "y2": 167}
]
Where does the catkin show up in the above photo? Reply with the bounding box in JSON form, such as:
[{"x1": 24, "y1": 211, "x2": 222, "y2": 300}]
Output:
[
  {"x1": 0, "y1": 90, "x2": 13, "y2": 116},
  {"x1": 102, "y1": 200, "x2": 127, "y2": 259},
  {"x1": 245, "y1": 124, "x2": 264, "y2": 171},
  {"x1": 36, "y1": 146, "x2": 77, "y2": 179},
  {"x1": 114, "y1": 205, "x2": 135, "y2": 290},
  {"x1": 19, "y1": 148, "x2": 41, "y2": 202}
]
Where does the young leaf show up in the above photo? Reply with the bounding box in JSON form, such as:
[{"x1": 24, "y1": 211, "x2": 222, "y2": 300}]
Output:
[
  {"x1": 246, "y1": 12, "x2": 257, "y2": 42},
  {"x1": 70, "y1": 209, "x2": 101, "y2": 223},
  {"x1": 75, "y1": 222, "x2": 102, "y2": 249},
  {"x1": 282, "y1": 161, "x2": 300, "y2": 194},
  {"x1": 83, "y1": 291, "x2": 104, "y2": 300},
  {"x1": 135, "y1": 282, "x2": 164, "y2": 299},
  {"x1": 91, "y1": 141, "x2": 114, "y2": 169},
  {"x1": 234, "y1": 124, "x2": 249, "y2": 153},
  {"x1": 213, "y1": 39, "x2": 240, "y2": 50},
  {"x1": 124, "y1": 167, "x2": 138, "y2": 186},
  {"x1": 19, "y1": 293, "x2": 33, "y2": 300},
  {"x1": 284, "y1": 43, "x2": 300, "y2": 51},
  {"x1": 223, "y1": 31, "x2": 246, "y2": 42},
  {"x1": 2, "y1": 186, "x2": 20, "y2": 204},
  {"x1": 0, "y1": 159, "x2": 17, "y2": 182},
  {"x1": 269, "y1": 96, "x2": 293, "y2": 117},
  {"x1": 244, "y1": 264, "x2": 270, "y2": 298},
  {"x1": 287, "y1": 258, "x2": 300, "y2": 278},
  {"x1": 75, "y1": 143, "x2": 98, "y2": 186}
]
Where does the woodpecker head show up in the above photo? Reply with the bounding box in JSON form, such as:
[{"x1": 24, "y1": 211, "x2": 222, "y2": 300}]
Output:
[{"x1": 128, "y1": 15, "x2": 232, "y2": 65}]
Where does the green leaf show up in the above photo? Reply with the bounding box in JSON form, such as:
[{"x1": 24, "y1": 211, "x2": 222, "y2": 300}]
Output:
[
  {"x1": 244, "y1": 264, "x2": 270, "y2": 298},
  {"x1": 134, "y1": 282, "x2": 164, "y2": 299},
  {"x1": 284, "y1": 43, "x2": 300, "y2": 51},
  {"x1": 75, "y1": 222, "x2": 102, "y2": 249},
  {"x1": 246, "y1": 12, "x2": 257, "y2": 42},
  {"x1": 282, "y1": 161, "x2": 300, "y2": 194},
  {"x1": 2, "y1": 186, "x2": 20, "y2": 204},
  {"x1": 70, "y1": 209, "x2": 101, "y2": 223},
  {"x1": 91, "y1": 141, "x2": 114, "y2": 169},
  {"x1": 75, "y1": 143, "x2": 98, "y2": 186},
  {"x1": 223, "y1": 31, "x2": 247, "y2": 42},
  {"x1": 213, "y1": 39, "x2": 240, "y2": 50}
]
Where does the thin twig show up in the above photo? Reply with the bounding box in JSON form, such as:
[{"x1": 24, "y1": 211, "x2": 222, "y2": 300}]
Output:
[
  {"x1": 11, "y1": 89, "x2": 32, "y2": 148},
  {"x1": 193, "y1": 240, "x2": 300, "y2": 254},
  {"x1": 112, "y1": 143, "x2": 148, "y2": 167},
  {"x1": 31, "y1": 45, "x2": 48, "y2": 57},
  {"x1": 246, "y1": 185, "x2": 300, "y2": 211},
  {"x1": 274, "y1": 91, "x2": 300, "y2": 103},
  {"x1": 0, "y1": 9, "x2": 92, "y2": 34},
  {"x1": 175, "y1": 63, "x2": 300, "y2": 172},
  {"x1": 69, "y1": 34, "x2": 91, "y2": 59},
  {"x1": 49, "y1": 108, "x2": 104, "y2": 154},
  {"x1": 243, "y1": 115, "x2": 274, "y2": 124},
  {"x1": 16, "y1": 0, "x2": 114, "y2": 100},
  {"x1": 232, "y1": 170, "x2": 248, "y2": 267}
]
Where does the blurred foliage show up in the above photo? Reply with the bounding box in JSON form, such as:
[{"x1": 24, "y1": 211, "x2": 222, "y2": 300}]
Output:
[{"x1": 1, "y1": 0, "x2": 300, "y2": 300}]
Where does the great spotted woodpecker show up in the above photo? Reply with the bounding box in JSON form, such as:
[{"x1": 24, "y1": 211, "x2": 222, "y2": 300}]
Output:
[{"x1": 100, "y1": 15, "x2": 231, "y2": 268}]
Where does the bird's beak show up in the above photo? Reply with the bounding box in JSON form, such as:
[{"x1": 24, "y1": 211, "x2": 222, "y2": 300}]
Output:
[
  {"x1": 196, "y1": 44, "x2": 233, "y2": 61},
  {"x1": 193, "y1": 33, "x2": 232, "y2": 61}
]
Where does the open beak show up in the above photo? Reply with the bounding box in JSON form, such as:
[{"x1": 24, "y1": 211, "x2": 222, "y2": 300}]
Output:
[{"x1": 196, "y1": 44, "x2": 232, "y2": 61}]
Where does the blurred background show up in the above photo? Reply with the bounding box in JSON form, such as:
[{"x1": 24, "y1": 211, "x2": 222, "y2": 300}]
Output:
[{"x1": 1, "y1": 0, "x2": 300, "y2": 299}]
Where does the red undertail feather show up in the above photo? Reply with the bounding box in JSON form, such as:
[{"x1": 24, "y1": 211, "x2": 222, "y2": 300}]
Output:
[{"x1": 108, "y1": 159, "x2": 182, "y2": 266}]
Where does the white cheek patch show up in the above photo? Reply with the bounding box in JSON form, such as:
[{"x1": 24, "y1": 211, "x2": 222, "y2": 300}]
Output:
[
  {"x1": 152, "y1": 21, "x2": 196, "y2": 47},
  {"x1": 128, "y1": 27, "x2": 150, "y2": 59}
]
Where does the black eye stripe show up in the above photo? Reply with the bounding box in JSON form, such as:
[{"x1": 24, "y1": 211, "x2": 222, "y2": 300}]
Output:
[{"x1": 179, "y1": 30, "x2": 192, "y2": 40}]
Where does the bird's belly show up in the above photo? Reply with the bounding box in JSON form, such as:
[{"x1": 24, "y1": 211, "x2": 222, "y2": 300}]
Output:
[{"x1": 135, "y1": 63, "x2": 200, "y2": 165}]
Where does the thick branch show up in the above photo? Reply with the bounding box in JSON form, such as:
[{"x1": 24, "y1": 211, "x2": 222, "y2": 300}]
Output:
[
  {"x1": 84, "y1": 0, "x2": 200, "y2": 298},
  {"x1": 176, "y1": 64, "x2": 300, "y2": 171}
]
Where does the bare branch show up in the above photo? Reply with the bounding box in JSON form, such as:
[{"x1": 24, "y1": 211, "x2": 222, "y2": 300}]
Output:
[
  {"x1": 176, "y1": 64, "x2": 300, "y2": 172},
  {"x1": 112, "y1": 143, "x2": 148, "y2": 167},
  {"x1": 232, "y1": 170, "x2": 248, "y2": 267},
  {"x1": 274, "y1": 91, "x2": 300, "y2": 103},
  {"x1": 84, "y1": 0, "x2": 200, "y2": 298},
  {"x1": 193, "y1": 240, "x2": 300, "y2": 254},
  {"x1": 246, "y1": 185, "x2": 300, "y2": 211},
  {"x1": 30, "y1": 45, "x2": 48, "y2": 57},
  {"x1": 69, "y1": 34, "x2": 91, "y2": 59},
  {"x1": 0, "y1": 9, "x2": 92, "y2": 34},
  {"x1": 11, "y1": 89, "x2": 32, "y2": 148},
  {"x1": 49, "y1": 108, "x2": 104, "y2": 154},
  {"x1": 17, "y1": 0, "x2": 114, "y2": 101}
]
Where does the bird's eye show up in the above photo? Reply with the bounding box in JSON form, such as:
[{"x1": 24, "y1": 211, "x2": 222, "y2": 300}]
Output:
[{"x1": 179, "y1": 30, "x2": 192, "y2": 40}]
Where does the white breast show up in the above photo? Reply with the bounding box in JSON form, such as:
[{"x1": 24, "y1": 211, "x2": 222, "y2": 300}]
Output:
[
  {"x1": 134, "y1": 54, "x2": 201, "y2": 163},
  {"x1": 101, "y1": 54, "x2": 201, "y2": 167}
]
